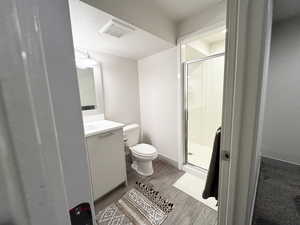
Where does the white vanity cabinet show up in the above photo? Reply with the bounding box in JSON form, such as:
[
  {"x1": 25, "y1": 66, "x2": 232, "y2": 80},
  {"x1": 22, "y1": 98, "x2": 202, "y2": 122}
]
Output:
[{"x1": 85, "y1": 121, "x2": 126, "y2": 201}]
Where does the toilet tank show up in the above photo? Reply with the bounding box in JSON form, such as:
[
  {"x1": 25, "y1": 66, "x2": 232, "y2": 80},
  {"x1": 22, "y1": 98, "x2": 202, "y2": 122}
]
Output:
[{"x1": 123, "y1": 124, "x2": 140, "y2": 147}]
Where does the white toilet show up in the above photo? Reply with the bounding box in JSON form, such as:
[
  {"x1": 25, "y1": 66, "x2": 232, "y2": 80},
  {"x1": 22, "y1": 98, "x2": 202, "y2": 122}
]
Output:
[{"x1": 123, "y1": 124, "x2": 158, "y2": 176}]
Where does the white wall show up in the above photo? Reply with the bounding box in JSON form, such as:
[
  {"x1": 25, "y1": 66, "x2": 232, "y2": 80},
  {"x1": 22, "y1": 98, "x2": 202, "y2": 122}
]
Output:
[
  {"x1": 90, "y1": 51, "x2": 141, "y2": 125},
  {"x1": 138, "y1": 48, "x2": 179, "y2": 162},
  {"x1": 261, "y1": 16, "x2": 300, "y2": 165},
  {"x1": 210, "y1": 40, "x2": 226, "y2": 54},
  {"x1": 177, "y1": 1, "x2": 226, "y2": 38},
  {"x1": 182, "y1": 45, "x2": 205, "y2": 62}
]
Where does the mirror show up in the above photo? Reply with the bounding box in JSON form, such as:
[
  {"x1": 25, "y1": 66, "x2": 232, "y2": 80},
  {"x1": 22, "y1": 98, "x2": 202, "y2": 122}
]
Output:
[
  {"x1": 75, "y1": 59, "x2": 104, "y2": 115},
  {"x1": 77, "y1": 67, "x2": 97, "y2": 111}
]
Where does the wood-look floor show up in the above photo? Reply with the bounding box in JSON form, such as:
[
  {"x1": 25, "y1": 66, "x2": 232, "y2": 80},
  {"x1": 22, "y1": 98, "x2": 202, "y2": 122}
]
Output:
[{"x1": 94, "y1": 159, "x2": 218, "y2": 225}]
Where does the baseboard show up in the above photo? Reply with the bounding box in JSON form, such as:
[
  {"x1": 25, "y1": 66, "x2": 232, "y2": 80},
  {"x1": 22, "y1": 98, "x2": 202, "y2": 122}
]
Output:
[
  {"x1": 158, "y1": 154, "x2": 179, "y2": 169},
  {"x1": 262, "y1": 154, "x2": 300, "y2": 166}
]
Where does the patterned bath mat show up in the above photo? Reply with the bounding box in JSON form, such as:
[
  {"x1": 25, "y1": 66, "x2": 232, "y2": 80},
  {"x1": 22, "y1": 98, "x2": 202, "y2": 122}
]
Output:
[{"x1": 96, "y1": 181, "x2": 174, "y2": 225}]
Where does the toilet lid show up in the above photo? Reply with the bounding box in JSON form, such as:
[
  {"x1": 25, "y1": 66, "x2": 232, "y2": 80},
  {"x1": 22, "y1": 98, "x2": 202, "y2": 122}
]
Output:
[{"x1": 131, "y1": 144, "x2": 157, "y2": 157}]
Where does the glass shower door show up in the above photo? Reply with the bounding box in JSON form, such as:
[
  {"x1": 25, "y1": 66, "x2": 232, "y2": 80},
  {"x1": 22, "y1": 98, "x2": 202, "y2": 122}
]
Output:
[{"x1": 185, "y1": 54, "x2": 224, "y2": 170}]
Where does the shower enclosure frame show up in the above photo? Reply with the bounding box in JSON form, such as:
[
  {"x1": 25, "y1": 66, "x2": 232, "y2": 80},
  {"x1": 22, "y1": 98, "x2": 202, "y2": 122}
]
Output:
[{"x1": 183, "y1": 52, "x2": 225, "y2": 172}]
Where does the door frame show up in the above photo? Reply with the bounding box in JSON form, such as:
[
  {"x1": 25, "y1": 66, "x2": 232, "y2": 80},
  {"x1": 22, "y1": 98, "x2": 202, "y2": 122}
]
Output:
[{"x1": 219, "y1": 0, "x2": 273, "y2": 224}]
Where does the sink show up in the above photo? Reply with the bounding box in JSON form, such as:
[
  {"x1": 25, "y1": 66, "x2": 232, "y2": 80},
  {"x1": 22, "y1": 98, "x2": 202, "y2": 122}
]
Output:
[
  {"x1": 83, "y1": 120, "x2": 124, "y2": 137},
  {"x1": 84, "y1": 124, "x2": 97, "y2": 130}
]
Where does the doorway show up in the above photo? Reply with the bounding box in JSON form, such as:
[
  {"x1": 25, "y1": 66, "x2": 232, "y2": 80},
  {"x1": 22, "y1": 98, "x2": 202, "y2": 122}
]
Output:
[{"x1": 181, "y1": 28, "x2": 226, "y2": 172}]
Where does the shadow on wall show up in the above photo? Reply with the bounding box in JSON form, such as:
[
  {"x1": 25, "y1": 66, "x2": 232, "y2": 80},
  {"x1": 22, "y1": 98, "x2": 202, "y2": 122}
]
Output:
[{"x1": 142, "y1": 133, "x2": 153, "y2": 145}]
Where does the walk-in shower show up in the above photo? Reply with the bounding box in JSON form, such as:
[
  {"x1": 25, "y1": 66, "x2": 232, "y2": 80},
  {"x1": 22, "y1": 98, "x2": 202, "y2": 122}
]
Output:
[{"x1": 182, "y1": 29, "x2": 225, "y2": 171}]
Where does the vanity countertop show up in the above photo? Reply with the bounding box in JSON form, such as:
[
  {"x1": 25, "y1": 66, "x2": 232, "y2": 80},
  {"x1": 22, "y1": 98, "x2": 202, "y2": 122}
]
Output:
[{"x1": 84, "y1": 120, "x2": 124, "y2": 137}]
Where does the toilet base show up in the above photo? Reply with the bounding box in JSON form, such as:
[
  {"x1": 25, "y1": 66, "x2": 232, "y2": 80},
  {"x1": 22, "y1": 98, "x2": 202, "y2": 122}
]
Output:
[{"x1": 131, "y1": 160, "x2": 154, "y2": 176}]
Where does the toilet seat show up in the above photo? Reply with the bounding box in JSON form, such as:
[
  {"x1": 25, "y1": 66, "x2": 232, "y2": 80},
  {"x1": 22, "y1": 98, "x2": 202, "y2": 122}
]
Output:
[{"x1": 130, "y1": 144, "x2": 157, "y2": 159}]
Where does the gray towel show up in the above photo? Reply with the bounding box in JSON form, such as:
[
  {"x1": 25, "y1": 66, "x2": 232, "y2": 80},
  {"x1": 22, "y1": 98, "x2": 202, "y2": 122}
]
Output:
[{"x1": 202, "y1": 127, "x2": 221, "y2": 200}]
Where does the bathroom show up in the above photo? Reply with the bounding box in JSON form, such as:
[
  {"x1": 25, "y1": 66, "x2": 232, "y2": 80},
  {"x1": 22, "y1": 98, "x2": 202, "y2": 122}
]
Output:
[
  {"x1": 3, "y1": 0, "x2": 298, "y2": 224},
  {"x1": 68, "y1": 0, "x2": 225, "y2": 224}
]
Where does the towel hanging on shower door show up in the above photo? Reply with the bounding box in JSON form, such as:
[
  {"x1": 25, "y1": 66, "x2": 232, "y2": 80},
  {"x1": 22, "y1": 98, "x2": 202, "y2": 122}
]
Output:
[{"x1": 202, "y1": 127, "x2": 221, "y2": 200}]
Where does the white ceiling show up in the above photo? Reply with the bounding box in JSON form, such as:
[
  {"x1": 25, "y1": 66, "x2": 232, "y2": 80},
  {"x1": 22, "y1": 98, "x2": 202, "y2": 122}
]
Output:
[
  {"x1": 273, "y1": 0, "x2": 300, "y2": 21},
  {"x1": 153, "y1": 0, "x2": 224, "y2": 22},
  {"x1": 69, "y1": 0, "x2": 173, "y2": 60}
]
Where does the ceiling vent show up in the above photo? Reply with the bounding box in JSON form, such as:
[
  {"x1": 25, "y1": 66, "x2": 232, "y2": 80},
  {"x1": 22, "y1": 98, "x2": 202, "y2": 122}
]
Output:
[{"x1": 99, "y1": 19, "x2": 135, "y2": 38}]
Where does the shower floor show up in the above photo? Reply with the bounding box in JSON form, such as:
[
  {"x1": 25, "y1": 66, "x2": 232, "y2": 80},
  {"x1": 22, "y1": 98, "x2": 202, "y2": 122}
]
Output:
[{"x1": 187, "y1": 142, "x2": 212, "y2": 170}]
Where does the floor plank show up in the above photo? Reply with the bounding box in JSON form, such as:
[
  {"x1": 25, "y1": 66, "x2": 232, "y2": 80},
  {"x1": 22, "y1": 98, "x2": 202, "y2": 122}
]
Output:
[{"x1": 94, "y1": 159, "x2": 218, "y2": 225}]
